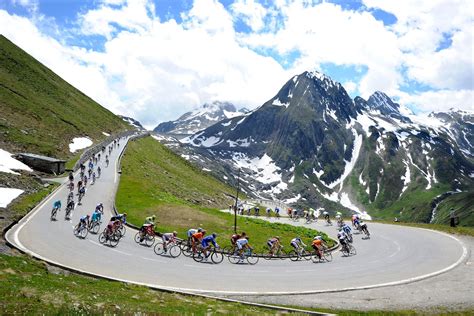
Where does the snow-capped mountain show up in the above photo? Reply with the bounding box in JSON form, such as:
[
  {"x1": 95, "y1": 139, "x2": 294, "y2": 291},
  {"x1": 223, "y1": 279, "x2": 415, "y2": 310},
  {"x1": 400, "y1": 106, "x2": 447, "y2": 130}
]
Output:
[
  {"x1": 154, "y1": 101, "x2": 248, "y2": 137},
  {"x1": 119, "y1": 115, "x2": 146, "y2": 130},
  {"x1": 157, "y1": 71, "x2": 474, "y2": 222}
]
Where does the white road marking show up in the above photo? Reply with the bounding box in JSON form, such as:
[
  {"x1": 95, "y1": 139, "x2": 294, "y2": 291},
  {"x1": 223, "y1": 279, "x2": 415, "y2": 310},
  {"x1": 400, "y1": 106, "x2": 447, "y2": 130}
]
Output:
[{"x1": 141, "y1": 256, "x2": 165, "y2": 263}]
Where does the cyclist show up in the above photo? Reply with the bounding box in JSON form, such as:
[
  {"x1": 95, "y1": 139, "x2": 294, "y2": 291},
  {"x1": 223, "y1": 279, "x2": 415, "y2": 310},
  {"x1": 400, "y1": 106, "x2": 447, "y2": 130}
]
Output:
[
  {"x1": 254, "y1": 206, "x2": 260, "y2": 216},
  {"x1": 191, "y1": 229, "x2": 206, "y2": 253},
  {"x1": 335, "y1": 213, "x2": 342, "y2": 225},
  {"x1": 323, "y1": 210, "x2": 329, "y2": 221},
  {"x1": 187, "y1": 227, "x2": 202, "y2": 246},
  {"x1": 352, "y1": 214, "x2": 360, "y2": 229},
  {"x1": 266, "y1": 208, "x2": 272, "y2": 216},
  {"x1": 290, "y1": 236, "x2": 306, "y2": 252},
  {"x1": 66, "y1": 198, "x2": 75, "y2": 214},
  {"x1": 91, "y1": 208, "x2": 102, "y2": 224},
  {"x1": 92, "y1": 172, "x2": 96, "y2": 183},
  {"x1": 287, "y1": 208, "x2": 293, "y2": 218},
  {"x1": 67, "y1": 191, "x2": 74, "y2": 203},
  {"x1": 236, "y1": 236, "x2": 251, "y2": 258},
  {"x1": 359, "y1": 221, "x2": 370, "y2": 236},
  {"x1": 267, "y1": 236, "x2": 281, "y2": 256},
  {"x1": 68, "y1": 171, "x2": 74, "y2": 182},
  {"x1": 342, "y1": 223, "x2": 352, "y2": 237},
  {"x1": 78, "y1": 214, "x2": 90, "y2": 231},
  {"x1": 312, "y1": 236, "x2": 327, "y2": 260},
  {"x1": 77, "y1": 180, "x2": 82, "y2": 193},
  {"x1": 111, "y1": 212, "x2": 127, "y2": 224},
  {"x1": 53, "y1": 200, "x2": 62, "y2": 211},
  {"x1": 139, "y1": 215, "x2": 156, "y2": 242},
  {"x1": 201, "y1": 233, "x2": 219, "y2": 259},
  {"x1": 68, "y1": 181, "x2": 74, "y2": 192},
  {"x1": 230, "y1": 232, "x2": 246, "y2": 251},
  {"x1": 275, "y1": 207, "x2": 280, "y2": 217},
  {"x1": 97, "y1": 166, "x2": 101, "y2": 177},
  {"x1": 337, "y1": 229, "x2": 349, "y2": 251},
  {"x1": 95, "y1": 203, "x2": 104, "y2": 213},
  {"x1": 162, "y1": 231, "x2": 178, "y2": 252}
]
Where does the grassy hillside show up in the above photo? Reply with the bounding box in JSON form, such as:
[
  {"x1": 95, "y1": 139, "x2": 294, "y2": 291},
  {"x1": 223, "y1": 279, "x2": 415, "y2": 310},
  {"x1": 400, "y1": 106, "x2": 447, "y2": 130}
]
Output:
[
  {"x1": 431, "y1": 191, "x2": 474, "y2": 227},
  {"x1": 0, "y1": 254, "x2": 281, "y2": 315},
  {"x1": 116, "y1": 137, "x2": 334, "y2": 252},
  {"x1": 0, "y1": 35, "x2": 130, "y2": 158}
]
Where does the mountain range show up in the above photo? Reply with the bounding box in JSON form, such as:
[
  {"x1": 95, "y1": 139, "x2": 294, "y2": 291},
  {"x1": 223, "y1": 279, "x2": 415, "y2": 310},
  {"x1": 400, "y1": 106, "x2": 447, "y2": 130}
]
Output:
[
  {"x1": 155, "y1": 70, "x2": 474, "y2": 223},
  {"x1": 154, "y1": 101, "x2": 248, "y2": 137}
]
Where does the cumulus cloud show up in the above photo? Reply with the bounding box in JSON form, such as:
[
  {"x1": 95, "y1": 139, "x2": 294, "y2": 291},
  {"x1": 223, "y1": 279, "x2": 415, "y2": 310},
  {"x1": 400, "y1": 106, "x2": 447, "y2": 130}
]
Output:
[{"x1": 0, "y1": 0, "x2": 472, "y2": 128}]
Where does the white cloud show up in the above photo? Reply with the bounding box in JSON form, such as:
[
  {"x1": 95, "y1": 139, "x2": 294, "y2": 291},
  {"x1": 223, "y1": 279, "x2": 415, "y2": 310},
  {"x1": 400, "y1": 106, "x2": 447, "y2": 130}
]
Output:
[
  {"x1": 231, "y1": 0, "x2": 268, "y2": 32},
  {"x1": 398, "y1": 89, "x2": 474, "y2": 113}
]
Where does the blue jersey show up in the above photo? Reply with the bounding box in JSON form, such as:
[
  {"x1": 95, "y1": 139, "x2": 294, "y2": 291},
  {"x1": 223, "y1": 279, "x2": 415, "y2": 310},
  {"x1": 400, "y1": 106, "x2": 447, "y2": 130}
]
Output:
[
  {"x1": 201, "y1": 235, "x2": 218, "y2": 247},
  {"x1": 53, "y1": 200, "x2": 61, "y2": 208},
  {"x1": 91, "y1": 211, "x2": 101, "y2": 222},
  {"x1": 343, "y1": 225, "x2": 351, "y2": 234}
]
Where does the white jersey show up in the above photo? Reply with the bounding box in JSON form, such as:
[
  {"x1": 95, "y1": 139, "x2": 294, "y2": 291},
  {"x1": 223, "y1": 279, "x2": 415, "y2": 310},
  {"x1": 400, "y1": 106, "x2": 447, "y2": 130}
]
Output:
[
  {"x1": 236, "y1": 238, "x2": 248, "y2": 249},
  {"x1": 337, "y1": 231, "x2": 346, "y2": 240},
  {"x1": 187, "y1": 229, "x2": 197, "y2": 237},
  {"x1": 323, "y1": 211, "x2": 329, "y2": 216}
]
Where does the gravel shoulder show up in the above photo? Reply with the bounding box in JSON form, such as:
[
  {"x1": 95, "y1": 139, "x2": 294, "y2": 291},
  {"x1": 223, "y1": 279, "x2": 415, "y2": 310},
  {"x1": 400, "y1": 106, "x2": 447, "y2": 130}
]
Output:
[{"x1": 223, "y1": 235, "x2": 474, "y2": 312}]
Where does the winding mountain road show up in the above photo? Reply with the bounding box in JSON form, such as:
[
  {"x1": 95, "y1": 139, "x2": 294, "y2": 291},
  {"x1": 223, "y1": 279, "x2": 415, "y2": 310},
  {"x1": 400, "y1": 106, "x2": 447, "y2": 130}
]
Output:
[{"x1": 5, "y1": 136, "x2": 468, "y2": 297}]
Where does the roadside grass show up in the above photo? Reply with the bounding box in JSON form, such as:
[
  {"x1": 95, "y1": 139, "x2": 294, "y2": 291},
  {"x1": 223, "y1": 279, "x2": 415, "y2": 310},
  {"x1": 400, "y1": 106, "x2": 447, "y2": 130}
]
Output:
[
  {"x1": 65, "y1": 151, "x2": 83, "y2": 171},
  {"x1": 116, "y1": 136, "x2": 335, "y2": 253},
  {"x1": 0, "y1": 254, "x2": 288, "y2": 315},
  {"x1": 8, "y1": 183, "x2": 58, "y2": 218}
]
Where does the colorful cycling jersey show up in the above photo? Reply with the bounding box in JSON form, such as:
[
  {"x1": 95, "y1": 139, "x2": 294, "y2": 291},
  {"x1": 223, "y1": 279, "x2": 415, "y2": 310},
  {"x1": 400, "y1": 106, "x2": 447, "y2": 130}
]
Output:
[
  {"x1": 342, "y1": 224, "x2": 352, "y2": 234},
  {"x1": 145, "y1": 217, "x2": 155, "y2": 225},
  {"x1": 236, "y1": 238, "x2": 248, "y2": 248},
  {"x1": 192, "y1": 232, "x2": 204, "y2": 240},
  {"x1": 268, "y1": 238, "x2": 279, "y2": 244},
  {"x1": 231, "y1": 234, "x2": 241, "y2": 243},
  {"x1": 91, "y1": 211, "x2": 101, "y2": 222},
  {"x1": 53, "y1": 200, "x2": 61, "y2": 208},
  {"x1": 79, "y1": 187, "x2": 85, "y2": 194},
  {"x1": 312, "y1": 239, "x2": 322, "y2": 247},
  {"x1": 187, "y1": 229, "x2": 197, "y2": 237},
  {"x1": 80, "y1": 215, "x2": 88, "y2": 222},
  {"x1": 162, "y1": 233, "x2": 175, "y2": 242},
  {"x1": 201, "y1": 235, "x2": 218, "y2": 247},
  {"x1": 67, "y1": 200, "x2": 74, "y2": 209},
  {"x1": 337, "y1": 231, "x2": 346, "y2": 240},
  {"x1": 111, "y1": 214, "x2": 126, "y2": 223},
  {"x1": 291, "y1": 237, "x2": 303, "y2": 245}
]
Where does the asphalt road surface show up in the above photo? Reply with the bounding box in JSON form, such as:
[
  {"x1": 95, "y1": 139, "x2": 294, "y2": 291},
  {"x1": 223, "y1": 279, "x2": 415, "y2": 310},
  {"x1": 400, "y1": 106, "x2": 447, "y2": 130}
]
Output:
[{"x1": 6, "y1": 136, "x2": 467, "y2": 296}]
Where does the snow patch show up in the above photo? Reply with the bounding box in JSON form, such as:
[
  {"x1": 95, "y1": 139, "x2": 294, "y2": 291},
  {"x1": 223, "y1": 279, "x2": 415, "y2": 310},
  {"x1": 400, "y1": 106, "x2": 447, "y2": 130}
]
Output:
[
  {"x1": 0, "y1": 149, "x2": 33, "y2": 175},
  {"x1": 221, "y1": 121, "x2": 232, "y2": 127},
  {"x1": 285, "y1": 194, "x2": 301, "y2": 204},
  {"x1": 272, "y1": 98, "x2": 289, "y2": 108},
  {"x1": 0, "y1": 188, "x2": 24, "y2": 208},
  {"x1": 340, "y1": 193, "x2": 371, "y2": 220},
  {"x1": 102, "y1": 132, "x2": 110, "y2": 136},
  {"x1": 69, "y1": 137, "x2": 93, "y2": 153}
]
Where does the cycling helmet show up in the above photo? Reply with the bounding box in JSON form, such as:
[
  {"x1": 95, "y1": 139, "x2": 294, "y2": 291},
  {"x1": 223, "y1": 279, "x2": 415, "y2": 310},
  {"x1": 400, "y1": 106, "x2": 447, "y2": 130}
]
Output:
[
  {"x1": 86, "y1": 214, "x2": 90, "y2": 218},
  {"x1": 123, "y1": 213, "x2": 127, "y2": 217},
  {"x1": 275, "y1": 236, "x2": 280, "y2": 240},
  {"x1": 313, "y1": 236, "x2": 318, "y2": 240},
  {"x1": 316, "y1": 235, "x2": 322, "y2": 240},
  {"x1": 173, "y1": 231, "x2": 177, "y2": 236},
  {"x1": 212, "y1": 233, "x2": 217, "y2": 238},
  {"x1": 198, "y1": 227, "x2": 203, "y2": 232},
  {"x1": 151, "y1": 215, "x2": 156, "y2": 220}
]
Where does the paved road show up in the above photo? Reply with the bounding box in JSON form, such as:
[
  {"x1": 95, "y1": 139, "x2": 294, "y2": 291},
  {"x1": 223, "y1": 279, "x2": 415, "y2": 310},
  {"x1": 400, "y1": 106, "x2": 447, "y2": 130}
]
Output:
[{"x1": 5, "y1": 136, "x2": 467, "y2": 295}]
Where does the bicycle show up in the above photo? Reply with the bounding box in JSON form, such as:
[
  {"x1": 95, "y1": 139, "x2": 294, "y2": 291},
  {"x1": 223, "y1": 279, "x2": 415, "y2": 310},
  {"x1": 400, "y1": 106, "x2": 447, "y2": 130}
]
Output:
[
  {"x1": 311, "y1": 246, "x2": 333, "y2": 263},
  {"x1": 193, "y1": 245, "x2": 224, "y2": 264},
  {"x1": 179, "y1": 240, "x2": 194, "y2": 257},
  {"x1": 65, "y1": 203, "x2": 74, "y2": 220},
  {"x1": 340, "y1": 242, "x2": 357, "y2": 256},
  {"x1": 154, "y1": 240, "x2": 182, "y2": 258},
  {"x1": 73, "y1": 222, "x2": 88, "y2": 239},
  {"x1": 50, "y1": 206, "x2": 60, "y2": 221},
  {"x1": 99, "y1": 228, "x2": 120, "y2": 247},
  {"x1": 78, "y1": 191, "x2": 85, "y2": 205},
  {"x1": 360, "y1": 225, "x2": 371, "y2": 239},
  {"x1": 288, "y1": 246, "x2": 312, "y2": 261},
  {"x1": 305, "y1": 215, "x2": 317, "y2": 224},
  {"x1": 228, "y1": 248, "x2": 259, "y2": 265},
  {"x1": 134, "y1": 227, "x2": 155, "y2": 247},
  {"x1": 264, "y1": 245, "x2": 287, "y2": 260}
]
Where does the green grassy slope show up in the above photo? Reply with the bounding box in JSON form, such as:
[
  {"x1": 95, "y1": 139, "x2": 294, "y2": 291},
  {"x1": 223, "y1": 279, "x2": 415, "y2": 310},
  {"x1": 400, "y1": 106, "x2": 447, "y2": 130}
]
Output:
[
  {"x1": 0, "y1": 35, "x2": 130, "y2": 158},
  {"x1": 116, "y1": 137, "x2": 334, "y2": 252},
  {"x1": 0, "y1": 254, "x2": 282, "y2": 315}
]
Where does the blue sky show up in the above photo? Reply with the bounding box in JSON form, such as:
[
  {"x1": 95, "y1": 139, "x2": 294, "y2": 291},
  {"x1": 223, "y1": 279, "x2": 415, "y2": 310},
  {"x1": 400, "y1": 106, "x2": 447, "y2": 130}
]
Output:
[{"x1": 0, "y1": 0, "x2": 472, "y2": 127}]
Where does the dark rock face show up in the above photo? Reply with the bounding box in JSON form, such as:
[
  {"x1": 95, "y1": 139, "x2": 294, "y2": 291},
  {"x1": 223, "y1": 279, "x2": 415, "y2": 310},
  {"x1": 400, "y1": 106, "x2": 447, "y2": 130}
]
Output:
[
  {"x1": 160, "y1": 70, "x2": 474, "y2": 220},
  {"x1": 119, "y1": 116, "x2": 145, "y2": 130}
]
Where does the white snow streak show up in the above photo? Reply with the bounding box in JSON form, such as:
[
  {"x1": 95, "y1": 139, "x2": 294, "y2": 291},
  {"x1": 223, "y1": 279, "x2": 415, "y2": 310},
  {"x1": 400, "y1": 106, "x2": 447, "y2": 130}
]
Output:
[
  {"x1": 0, "y1": 149, "x2": 32, "y2": 175},
  {"x1": 0, "y1": 188, "x2": 24, "y2": 208},
  {"x1": 69, "y1": 137, "x2": 93, "y2": 153}
]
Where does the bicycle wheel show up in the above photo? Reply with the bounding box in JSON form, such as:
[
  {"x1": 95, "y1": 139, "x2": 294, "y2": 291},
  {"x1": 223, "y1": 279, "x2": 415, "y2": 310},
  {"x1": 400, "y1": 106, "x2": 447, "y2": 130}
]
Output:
[
  {"x1": 154, "y1": 242, "x2": 165, "y2": 255},
  {"x1": 90, "y1": 222, "x2": 100, "y2": 234},
  {"x1": 119, "y1": 225, "x2": 126, "y2": 237},
  {"x1": 323, "y1": 251, "x2": 333, "y2": 262},
  {"x1": 246, "y1": 254, "x2": 259, "y2": 265},
  {"x1": 341, "y1": 245, "x2": 350, "y2": 257},
  {"x1": 301, "y1": 249, "x2": 312, "y2": 261},
  {"x1": 211, "y1": 251, "x2": 224, "y2": 264},
  {"x1": 109, "y1": 233, "x2": 120, "y2": 247},
  {"x1": 134, "y1": 232, "x2": 142, "y2": 244},
  {"x1": 347, "y1": 234, "x2": 353, "y2": 243},
  {"x1": 279, "y1": 249, "x2": 288, "y2": 260},
  {"x1": 144, "y1": 235, "x2": 155, "y2": 247},
  {"x1": 349, "y1": 244, "x2": 357, "y2": 256},
  {"x1": 193, "y1": 251, "x2": 204, "y2": 263},
  {"x1": 73, "y1": 225, "x2": 80, "y2": 237},
  {"x1": 181, "y1": 244, "x2": 193, "y2": 257},
  {"x1": 80, "y1": 227, "x2": 88, "y2": 239},
  {"x1": 51, "y1": 209, "x2": 56, "y2": 221},
  {"x1": 99, "y1": 232, "x2": 106, "y2": 244},
  {"x1": 168, "y1": 245, "x2": 181, "y2": 258},
  {"x1": 288, "y1": 250, "x2": 299, "y2": 262},
  {"x1": 311, "y1": 253, "x2": 322, "y2": 263},
  {"x1": 228, "y1": 253, "x2": 240, "y2": 264},
  {"x1": 222, "y1": 245, "x2": 234, "y2": 256}
]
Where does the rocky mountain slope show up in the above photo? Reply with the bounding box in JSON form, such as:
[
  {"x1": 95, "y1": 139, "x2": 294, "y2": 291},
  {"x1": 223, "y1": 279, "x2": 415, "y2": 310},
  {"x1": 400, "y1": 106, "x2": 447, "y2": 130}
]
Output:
[
  {"x1": 119, "y1": 115, "x2": 146, "y2": 131},
  {"x1": 159, "y1": 71, "x2": 474, "y2": 223},
  {"x1": 154, "y1": 101, "x2": 248, "y2": 137}
]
